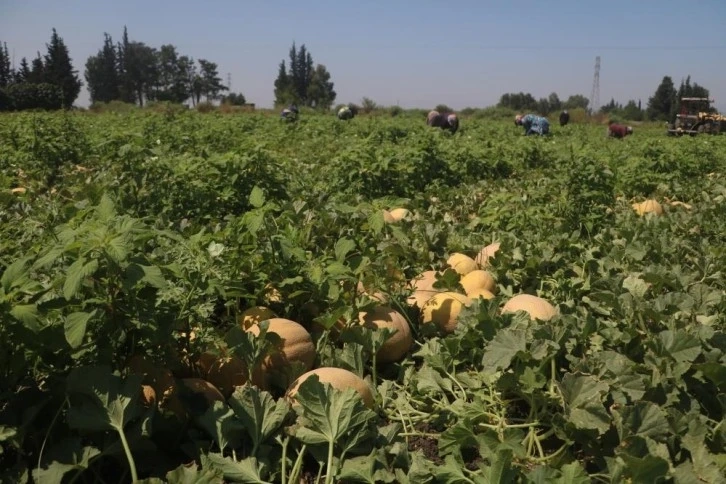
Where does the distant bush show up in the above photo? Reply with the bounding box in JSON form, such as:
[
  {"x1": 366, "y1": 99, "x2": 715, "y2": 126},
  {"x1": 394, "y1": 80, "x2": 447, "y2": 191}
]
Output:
[
  {"x1": 88, "y1": 100, "x2": 138, "y2": 113},
  {"x1": 1, "y1": 83, "x2": 63, "y2": 111},
  {"x1": 196, "y1": 101, "x2": 216, "y2": 113}
]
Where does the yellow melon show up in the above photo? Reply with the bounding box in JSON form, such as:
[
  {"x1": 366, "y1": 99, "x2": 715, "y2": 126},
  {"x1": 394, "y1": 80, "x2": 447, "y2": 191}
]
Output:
[
  {"x1": 246, "y1": 318, "x2": 316, "y2": 373},
  {"x1": 382, "y1": 209, "x2": 396, "y2": 224},
  {"x1": 467, "y1": 288, "x2": 495, "y2": 300},
  {"x1": 475, "y1": 242, "x2": 501, "y2": 268},
  {"x1": 204, "y1": 355, "x2": 249, "y2": 397},
  {"x1": 239, "y1": 306, "x2": 277, "y2": 329},
  {"x1": 388, "y1": 208, "x2": 410, "y2": 222},
  {"x1": 446, "y1": 253, "x2": 477, "y2": 275},
  {"x1": 406, "y1": 270, "x2": 444, "y2": 308},
  {"x1": 356, "y1": 281, "x2": 388, "y2": 303},
  {"x1": 165, "y1": 378, "x2": 226, "y2": 420},
  {"x1": 128, "y1": 355, "x2": 177, "y2": 405},
  {"x1": 632, "y1": 199, "x2": 664, "y2": 216},
  {"x1": 140, "y1": 385, "x2": 157, "y2": 408},
  {"x1": 420, "y1": 292, "x2": 472, "y2": 333},
  {"x1": 358, "y1": 306, "x2": 413, "y2": 363},
  {"x1": 460, "y1": 270, "x2": 496, "y2": 295},
  {"x1": 502, "y1": 294, "x2": 557, "y2": 321},
  {"x1": 286, "y1": 368, "x2": 374, "y2": 408}
]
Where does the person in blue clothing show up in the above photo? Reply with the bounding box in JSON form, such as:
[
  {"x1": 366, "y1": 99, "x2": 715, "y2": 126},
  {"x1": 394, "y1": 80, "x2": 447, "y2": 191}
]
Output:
[
  {"x1": 281, "y1": 104, "x2": 299, "y2": 122},
  {"x1": 515, "y1": 114, "x2": 550, "y2": 136}
]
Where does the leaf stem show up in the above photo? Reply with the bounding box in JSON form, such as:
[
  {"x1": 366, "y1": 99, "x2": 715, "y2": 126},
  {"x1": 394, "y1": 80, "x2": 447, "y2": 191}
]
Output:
[{"x1": 117, "y1": 428, "x2": 138, "y2": 483}]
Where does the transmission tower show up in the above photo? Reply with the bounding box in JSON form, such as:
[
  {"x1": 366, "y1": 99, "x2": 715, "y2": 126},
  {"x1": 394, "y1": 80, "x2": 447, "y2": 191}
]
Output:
[
  {"x1": 227, "y1": 72, "x2": 232, "y2": 91},
  {"x1": 590, "y1": 56, "x2": 600, "y2": 114}
]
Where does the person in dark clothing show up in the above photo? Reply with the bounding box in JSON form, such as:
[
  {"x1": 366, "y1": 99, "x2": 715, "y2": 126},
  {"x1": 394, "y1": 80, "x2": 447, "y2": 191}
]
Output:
[
  {"x1": 608, "y1": 123, "x2": 633, "y2": 139},
  {"x1": 337, "y1": 104, "x2": 358, "y2": 120},
  {"x1": 281, "y1": 104, "x2": 299, "y2": 122},
  {"x1": 427, "y1": 110, "x2": 459, "y2": 134},
  {"x1": 559, "y1": 110, "x2": 570, "y2": 127}
]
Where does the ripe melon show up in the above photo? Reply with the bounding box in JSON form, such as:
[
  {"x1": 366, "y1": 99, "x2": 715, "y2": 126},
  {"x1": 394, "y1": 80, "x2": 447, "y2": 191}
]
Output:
[
  {"x1": 246, "y1": 318, "x2": 316, "y2": 373},
  {"x1": 632, "y1": 199, "x2": 664, "y2": 216},
  {"x1": 446, "y1": 253, "x2": 477, "y2": 275},
  {"x1": 263, "y1": 284, "x2": 283, "y2": 303},
  {"x1": 356, "y1": 281, "x2": 388, "y2": 303},
  {"x1": 475, "y1": 242, "x2": 501, "y2": 268},
  {"x1": 358, "y1": 306, "x2": 413, "y2": 363},
  {"x1": 165, "y1": 378, "x2": 226, "y2": 420},
  {"x1": 502, "y1": 294, "x2": 558, "y2": 321},
  {"x1": 286, "y1": 367, "x2": 374, "y2": 408},
  {"x1": 204, "y1": 355, "x2": 249, "y2": 397},
  {"x1": 140, "y1": 385, "x2": 157, "y2": 408},
  {"x1": 128, "y1": 355, "x2": 177, "y2": 405},
  {"x1": 382, "y1": 209, "x2": 396, "y2": 224},
  {"x1": 388, "y1": 208, "x2": 410, "y2": 222},
  {"x1": 460, "y1": 270, "x2": 496, "y2": 295},
  {"x1": 239, "y1": 306, "x2": 277, "y2": 329},
  {"x1": 406, "y1": 270, "x2": 444, "y2": 308},
  {"x1": 467, "y1": 288, "x2": 495, "y2": 300},
  {"x1": 10, "y1": 187, "x2": 26, "y2": 195},
  {"x1": 420, "y1": 291, "x2": 472, "y2": 333}
]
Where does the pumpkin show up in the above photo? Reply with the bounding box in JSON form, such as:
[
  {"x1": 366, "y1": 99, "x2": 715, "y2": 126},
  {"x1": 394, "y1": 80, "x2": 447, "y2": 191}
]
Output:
[
  {"x1": 502, "y1": 294, "x2": 557, "y2": 321},
  {"x1": 420, "y1": 292, "x2": 472, "y2": 333},
  {"x1": 460, "y1": 270, "x2": 496, "y2": 295},
  {"x1": 475, "y1": 242, "x2": 500, "y2": 268},
  {"x1": 446, "y1": 253, "x2": 477, "y2": 275}
]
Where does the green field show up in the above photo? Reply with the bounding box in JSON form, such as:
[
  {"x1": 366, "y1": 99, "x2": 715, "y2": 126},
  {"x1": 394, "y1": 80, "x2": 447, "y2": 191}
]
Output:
[{"x1": 1, "y1": 111, "x2": 725, "y2": 483}]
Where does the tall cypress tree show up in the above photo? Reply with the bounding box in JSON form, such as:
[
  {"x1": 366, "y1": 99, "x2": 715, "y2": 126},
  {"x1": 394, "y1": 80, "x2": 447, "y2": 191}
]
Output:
[
  {"x1": 0, "y1": 42, "x2": 12, "y2": 87},
  {"x1": 85, "y1": 33, "x2": 120, "y2": 104},
  {"x1": 43, "y1": 28, "x2": 82, "y2": 108},
  {"x1": 15, "y1": 57, "x2": 30, "y2": 83}
]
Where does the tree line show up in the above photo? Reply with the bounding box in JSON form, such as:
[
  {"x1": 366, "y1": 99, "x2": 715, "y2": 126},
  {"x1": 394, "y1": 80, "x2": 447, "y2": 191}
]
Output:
[
  {"x1": 497, "y1": 75, "x2": 714, "y2": 122},
  {"x1": 0, "y1": 29, "x2": 717, "y2": 118}
]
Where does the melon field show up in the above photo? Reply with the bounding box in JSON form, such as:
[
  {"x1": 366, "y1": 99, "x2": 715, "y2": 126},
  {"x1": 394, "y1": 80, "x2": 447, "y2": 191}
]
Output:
[{"x1": 1, "y1": 110, "x2": 725, "y2": 483}]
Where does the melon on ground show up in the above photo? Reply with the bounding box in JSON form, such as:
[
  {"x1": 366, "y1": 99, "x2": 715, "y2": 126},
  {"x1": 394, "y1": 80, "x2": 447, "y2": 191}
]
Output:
[
  {"x1": 388, "y1": 208, "x2": 410, "y2": 222},
  {"x1": 239, "y1": 306, "x2": 277, "y2": 329},
  {"x1": 356, "y1": 281, "x2": 388, "y2": 303},
  {"x1": 406, "y1": 270, "x2": 444, "y2": 308},
  {"x1": 420, "y1": 291, "x2": 472, "y2": 333},
  {"x1": 202, "y1": 354, "x2": 249, "y2": 397},
  {"x1": 632, "y1": 199, "x2": 664, "y2": 216},
  {"x1": 502, "y1": 294, "x2": 558, "y2": 321},
  {"x1": 358, "y1": 306, "x2": 413, "y2": 363},
  {"x1": 475, "y1": 242, "x2": 501, "y2": 268},
  {"x1": 140, "y1": 385, "x2": 157, "y2": 408},
  {"x1": 460, "y1": 270, "x2": 496, "y2": 295},
  {"x1": 446, "y1": 253, "x2": 477, "y2": 275},
  {"x1": 165, "y1": 378, "x2": 225, "y2": 420},
  {"x1": 128, "y1": 355, "x2": 177, "y2": 405},
  {"x1": 467, "y1": 288, "x2": 495, "y2": 300},
  {"x1": 286, "y1": 368, "x2": 374, "y2": 408},
  {"x1": 246, "y1": 318, "x2": 316, "y2": 373}
]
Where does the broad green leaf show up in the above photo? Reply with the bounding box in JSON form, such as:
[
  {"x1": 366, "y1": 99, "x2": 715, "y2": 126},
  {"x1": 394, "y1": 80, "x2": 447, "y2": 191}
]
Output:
[
  {"x1": 64, "y1": 311, "x2": 93, "y2": 349},
  {"x1": 612, "y1": 401, "x2": 670, "y2": 442},
  {"x1": 623, "y1": 275, "x2": 649, "y2": 298},
  {"x1": 9, "y1": 304, "x2": 40, "y2": 332},
  {"x1": 338, "y1": 450, "x2": 396, "y2": 483},
  {"x1": 558, "y1": 373, "x2": 610, "y2": 434},
  {"x1": 552, "y1": 462, "x2": 590, "y2": 483},
  {"x1": 105, "y1": 235, "x2": 129, "y2": 262},
  {"x1": 482, "y1": 448, "x2": 519, "y2": 483},
  {"x1": 32, "y1": 438, "x2": 100, "y2": 484},
  {"x1": 140, "y1": 264, "x2": 167, "y2": 289},
  {"x1": 165, "y1": 463, "x2": 224, "y2": 484},
  {"x1": 656, "y1": 330, "x2": 702, "y2": 363},
  {"x1": 249, "y1": 186, "x2": 265, "y2": 208},
  {"x1": 696, "y1": 362, "x2": 726, "y2": 391},
  {"x1": 618, "y1": 453, "x2": 669, "y2": 484},
  {"x1": 438, "y1": 419, "x2": 478, "y2": 457},
  {"x1": 290, "y1": 375, "x2": 377, "y2": 454},
  {"x1": 1, "y1": 257, "x2": 31, "y2": 293},
  {"x1": 334, "y1": 237, "x2": 356, "y2": 262},
  {"x1": 197, "y1": 401, "x2": 243, "y2": 452},
  {"x1": 201, "y1": 453, "x2": 271, "y2": 483},
  {"x1": 63, "y1": 257, "x2": 99, "y2": 300},
  {"x1": 481, "y1": 328, "x2": 527, "y2": 372},
  {"x1": 66, "y1": 366, "x2": 143, "y2": 433},
  {"x1": 228, "y1": 384, "x2": 290, "y2": 455}
]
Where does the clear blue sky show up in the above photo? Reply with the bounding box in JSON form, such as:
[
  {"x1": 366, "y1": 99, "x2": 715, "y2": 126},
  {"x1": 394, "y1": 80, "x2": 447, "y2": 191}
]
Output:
[{"x1": 2, "y1": 0, "x2": 726, "y2": 111}]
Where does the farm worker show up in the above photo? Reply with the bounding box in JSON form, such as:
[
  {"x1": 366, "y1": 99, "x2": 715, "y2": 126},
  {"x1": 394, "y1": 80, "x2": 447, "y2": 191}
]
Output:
[
  {"x1": 337, "y1": 105, "x2": 357, "y2": 120},
  {"x1": 515, "y1": 114, "x2": 550, "y2": 136},
  {"x1": 608, "y1": 123, "x2": 633, "y2": 139},
  {"x1": 559, "y1": 110, "x2": 570, "y2": 127},
  {"x1": 281, "y1": 104, "x2": 299, "y2": 122},
  {"x1": 427, "y1": 110, "x2": 459, "y2": 134}
]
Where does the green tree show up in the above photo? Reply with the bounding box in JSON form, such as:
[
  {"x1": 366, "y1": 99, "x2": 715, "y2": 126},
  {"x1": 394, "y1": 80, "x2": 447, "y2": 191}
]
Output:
[
  {"x1": 197, "y1": 59, "x2": 228, "y2": 102},
  {"x1": 85, "y1": 33, "x2": 120, "y2": 104},
  {"x1": 622, "y1": 100, "x2": 644, "y2": 121},
  {"x1": 43, "y1": 28, "x2": 82, "y2": 108},
  {"x1": 118, "y1": 27, "x2": 158, "y2": 106},
  {"x1": 497, "y1": 92, "x2": 538, "y2": 111},
  {"x1": 28, "y1": 52, "x2": 45, "y2": 84},
  {"x1": 547, "y1": 92, "x2": 561, "y2": 111},
  {"x1": 273, "y1": 42, "x2": 336, "y2": 108},
  {"x1": 14, "y1": 57, "x2": 30, "y2": 83},
  {"x1": 673, "y1": 75, "x2": 713, "y2": 117},
  {"x1": 646, "y1": 76, "x2": 676, "y2": 121},
  {"x1": 563, "y1": 94, "x2": 589, "y2": 111},
  {"x1": 221, "y1": 92, "x2": 246, "y2": 105},
  {"x1": 0, "y1": 42, "x2": 12, "y2": 87}
]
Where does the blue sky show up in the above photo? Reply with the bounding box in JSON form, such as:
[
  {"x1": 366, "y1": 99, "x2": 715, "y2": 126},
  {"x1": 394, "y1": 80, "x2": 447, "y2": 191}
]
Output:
[{"x1": 2, "y1": 0, "x2": 726, "y2": 111}]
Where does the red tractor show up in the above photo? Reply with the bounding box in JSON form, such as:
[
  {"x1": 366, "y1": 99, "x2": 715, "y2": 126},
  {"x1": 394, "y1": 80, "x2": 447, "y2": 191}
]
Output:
[{"x1": 667, "y1": 97, "x2": 726, "y2": 136}]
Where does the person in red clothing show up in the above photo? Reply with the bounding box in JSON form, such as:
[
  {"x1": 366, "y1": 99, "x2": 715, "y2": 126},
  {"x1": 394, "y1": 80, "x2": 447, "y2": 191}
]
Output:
[{"x1": 608, "y1": 123, "x2": 633, "y2": 139}]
